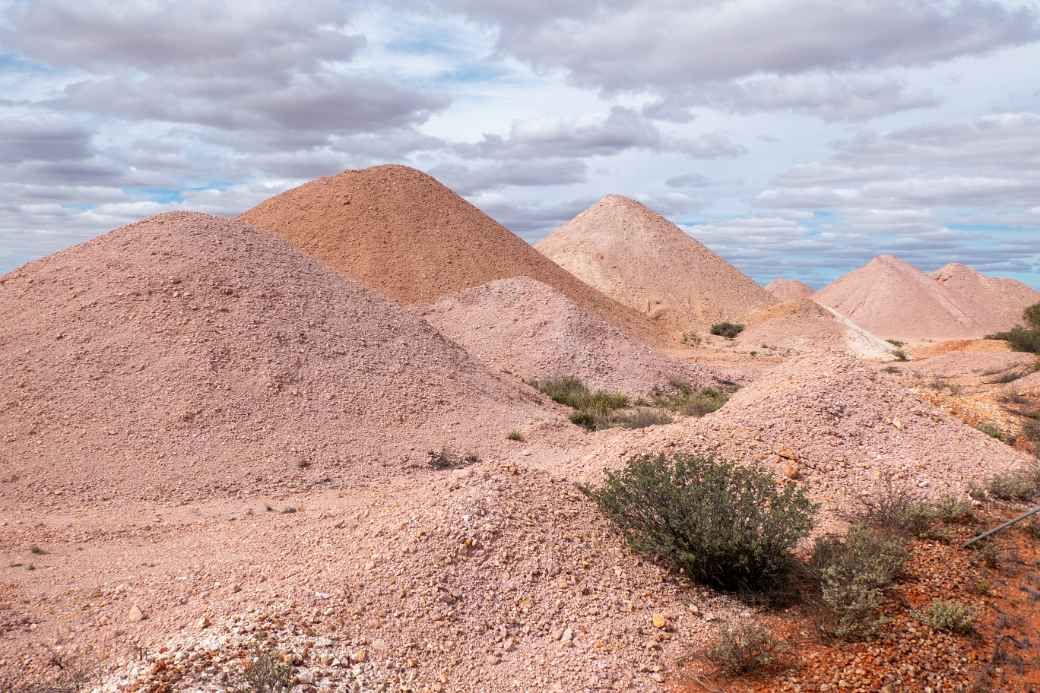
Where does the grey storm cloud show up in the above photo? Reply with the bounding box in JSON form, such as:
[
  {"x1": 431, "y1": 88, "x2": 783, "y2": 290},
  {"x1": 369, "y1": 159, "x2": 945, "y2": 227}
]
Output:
[
  {"x1": 0, "y1": 117, "x2": 92, "y2": 162},
  {"x1": 457, "y1": 107, "x2": 744, "y2": 160},
  {"x1": 643, "y1": 74, "x2": 940, "y2": 123},
  {"x1": 447, "y1": 0, "x2": 1040, "y2": 93}
]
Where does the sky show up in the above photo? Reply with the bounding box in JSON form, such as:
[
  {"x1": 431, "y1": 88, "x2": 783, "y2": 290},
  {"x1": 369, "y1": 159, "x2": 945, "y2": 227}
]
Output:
[{"x1": 1, "y1": 1, "x2": 1039, "y2": 289}]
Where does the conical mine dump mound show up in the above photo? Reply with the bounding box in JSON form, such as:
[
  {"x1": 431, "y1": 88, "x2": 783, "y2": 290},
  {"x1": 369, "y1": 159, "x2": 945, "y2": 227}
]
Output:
[
  {"x1": 0, "y1": 213, "x2": 556, "y2": 504},
  {"x1": 596, "y1": 353, "x2": 1028, "y2": 519},
  {"x1": 816, "y1": 255, "x2": 1039, "y2": 341},
  {"x1": 738, "y1": 299, "x2": 895, "y2": 360},
  {"x1": 932, "y1": 262, "x2": 1040, "y2": 336},
  {"x1": 421, "y1": 277, "x2": 732, "y2": 395},
  {"x1": 240, "y1": 165, "x2": 663, "y2": 344},
  {"x1": 535, "y1": 195, "x2": 776, "y2": 336},
  {"x1": 765, "y1": 278, "x2": 813, "y2": 301}
]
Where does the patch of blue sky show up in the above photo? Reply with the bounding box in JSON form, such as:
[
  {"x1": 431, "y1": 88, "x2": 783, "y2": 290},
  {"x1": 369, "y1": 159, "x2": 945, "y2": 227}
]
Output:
[{"x1": 0, "y1": 52, "x2": 54, "y2": 74}]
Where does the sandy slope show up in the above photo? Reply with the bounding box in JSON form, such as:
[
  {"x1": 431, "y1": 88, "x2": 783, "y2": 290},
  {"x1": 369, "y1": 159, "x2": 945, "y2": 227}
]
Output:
[
  {"x1": 536, "y1": 195, "x2": 775, "y2": 337},
  {"x1": 765, "y1": 278, "x2": 813, "y2": 301},
  {"x1": 737, "y1": 299, "x2": 895, "y2": 359}
]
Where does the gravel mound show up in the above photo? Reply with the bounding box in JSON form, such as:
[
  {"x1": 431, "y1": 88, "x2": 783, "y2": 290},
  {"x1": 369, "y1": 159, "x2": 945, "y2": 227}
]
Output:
[
  {"x1": 420, "y1": 277, "x2": 732, "y2": 395},
  {"x1": 239, "y1": 165, "x2": 664, "y2": 345},
  {"x1": 932, "y1": 263, "x2": 1040, "y2": 336},
  {"x1": 535, "y1": 195, "x2": 775, "y2": 337},
  {"x1": 1014, "y1": 370, "x2": 1040, "y2": 395},
  {"x1": 816, "y1": 255, "x2": 1038, "y2": 341},
  {"x1": 765, "y1": 278, "x2": 813, "y2": 301},
  {"x1": 737, "y1": 299, "x2": 895, "y2": 359},
  {"x1": 903, "y1": 351, "x2": 1037, "y2": 379},
  {"x1": 0, "y1": 213, "x2": 556, "y2": 505},
  {"x1": 593, "y1": 353, "x2": 1029, "y2": 521}
]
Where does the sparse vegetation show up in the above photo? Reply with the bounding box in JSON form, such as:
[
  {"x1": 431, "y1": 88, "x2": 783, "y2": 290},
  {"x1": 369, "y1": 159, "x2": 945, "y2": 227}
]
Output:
[
  {"x1": 916, "y1": 599, "x2": 975, "y2": 634},
  {"x1": 234, "y1": 641, "x2": 295, "y2": 692},
  {"x1": 853, "y1": 480, "x2": 936, "y2": 538},
  {"x1": 29, "y1": 544, "x2": 46, "y2": 555},
  {"x1": 988, "y1": 302, "x2": 1040, "y2": 354},
  {"x1": 985, "y1": 464, "x2": 1040, "y2": 501},
  {"x1": 932, "y1": 494, "x2": 975, "y2": 524},
  {"x1": 881, "y1": 365, "x2": 901, "y2": 374},
  {"x1": 531, "y1": 376, "x2": 629, "y2": 431},
  {"x1": 507, "y1": 429, "x2": 524, "y2": 441},
  {"x1": 612, "y1": 407, "x2": 673, "y2": 429},
  {"x1": 705, "y1": 618, "x2": 780, "y2": 675},
  {"x1": 892, "y1": 349, "x2": 909, "y2": 362},
  {"x1": 810, "y1": 526, "x2": 909, "y2": 640},
  {"x1": 681, "y1": 331, "x2": 701, "y2": 347},
  {"x1": 427, "y1": 448, "x2": 480, "y2": 470},
  {"x1": 887, "y1": 339, "x2": 905, "y2": 347},
  {"x1": 711, "y1": 322, "x2": 745, "y2": 339},
  {"x1": 1022, "y1": 419, "x2": 1040, "y2": 444},
  {"x1": 976, "y1": 422, "x2": 1003, "y2": 441},
  {"x1": 648, "y1": 379, "x2": 730, "y2": 417},
  {"x1": 581, "y1": 453, "x2": 817, "y2": 591}
]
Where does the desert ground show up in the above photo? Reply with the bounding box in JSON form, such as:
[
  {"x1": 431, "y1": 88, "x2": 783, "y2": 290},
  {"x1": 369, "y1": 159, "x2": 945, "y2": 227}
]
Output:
[{"x1": 3, "y1": 165, "x2": 1040, "y2": 692}]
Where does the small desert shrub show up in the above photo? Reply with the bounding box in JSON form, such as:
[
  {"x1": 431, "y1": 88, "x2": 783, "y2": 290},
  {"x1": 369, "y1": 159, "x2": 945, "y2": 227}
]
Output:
[
  {"x1": 507, "y1": 430, "x2": 524, "y2": 441},
  {"x1": 705, "y1": 619, "x2": 779, "y2": 675},
  {"x1": 986, "y1": 465, "x2": 1040, "y2": 501},
  {"x1": 989, "y1": 327, "x2": 1040, "y2": 354},
  {"x1": 711, "y1": 322, "x2": 745, "y2": 339},
  {"x1": 650, "y1": 379, "x2": 730, "y2": 417},
  {"x1": 531, "y1": 376, "x2": 629, "y2": 431},
  {"x1": 810, "y1": 526, "x2": 908, "y2": 640},
  {"x1": 881, "y1": 365, "x2": 901, "y2": 374},
  {"x1": 892, "y1": 349, "x2": 909, "y2": 362},
  {"x1": 29, "y1": 545, "x2": 45, "y2": 555},
  {"x1": 916, "y1": 599, "x2": 975, "y2": 634},
  {"x1": 427, "y1": 448, "x2": 480, "y2": 470},
  {"x1": 976, "y1": 422, "x2": 1004, "y2": 441},
  {"x1": 581, "y1": 453, "x2": 817, "y2": 591},
  {"x1": 613, "y1": 407, "x2": 673, "y2": 429},
  {"x1": 681, "y1": 331, "x2": 702, "y2": 347},
  {"x1": 932, "y1": 495, "x2": 975, "y2": 524},
  {"x1": 235, "y1": 642, "x2": 295, "y2": 692},
  {"x1": 887, "y1": 339, "x2": 905, "y2": 347},
  {"x1": 854, "y1": 480, "x2": 935, "y2": 538},
  {"x1": 1024, "y1": 516, "x2": 1040, "y2": 540},
  {"x1": 1022, "y1": 419, "x2": 1040, "y2": 444}
]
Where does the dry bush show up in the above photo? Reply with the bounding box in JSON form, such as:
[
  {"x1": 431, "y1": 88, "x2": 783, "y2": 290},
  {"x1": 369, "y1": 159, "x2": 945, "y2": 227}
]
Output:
[
  {"x1": 427, "y1": 448, "x2": 480, "y2": 470},
  {"x1": 235, "y1": 641, "x2": 295, "y2": 692},
  {"x1": 705, "y1": 618, "x2": 780, "y2": 675},
  {"x1": 916, "y1": 599, "x2": 975, "y2": 634}
]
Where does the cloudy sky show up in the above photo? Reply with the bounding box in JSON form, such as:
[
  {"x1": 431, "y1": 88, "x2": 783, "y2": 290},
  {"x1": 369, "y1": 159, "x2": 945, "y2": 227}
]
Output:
[{"x1": 2, "y1": 1, "x2": 1039, "y2": 288}]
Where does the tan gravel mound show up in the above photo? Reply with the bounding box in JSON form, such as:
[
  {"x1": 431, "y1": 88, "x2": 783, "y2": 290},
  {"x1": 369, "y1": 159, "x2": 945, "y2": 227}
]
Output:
[
  {"x1": 932, "y1": 263, "x2": 1040, "y2": 335},
  {"x1": 737, "y1": 299, "x2": 895, "y2": 360},
  {"x1": 912, "y1": 339, "x2": 1012, "y2": 358},
  {"x1": 240, "y1": 165, "x2": 664, "y2": 344},
  {"x1": 765, "y1": 278, "x2": 813, "y2": 301},
  {"x1": 902, "y1": 351, "x2": 1037, "y2": 380},
  {"x1": 593, "y1": 353, "x2": 1029, "y2": 520},
  {"x1": 535, "y1": 195, "x2": 776, "y2": 337},
  {"x1": 815, "y1": 255, "x2": 983, "y2": 341},
  {"x1": 0, "y1": 212, "x2": 557, "y2": 505},
  {"x1": 420, "y1": 277, "x2": 732, "y2": 395}
]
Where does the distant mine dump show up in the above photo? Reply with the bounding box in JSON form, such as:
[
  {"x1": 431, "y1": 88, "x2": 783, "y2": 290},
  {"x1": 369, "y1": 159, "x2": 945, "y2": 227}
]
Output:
[{"x1": 4, "y1": 164, "x2": 1039, "y2": 692}]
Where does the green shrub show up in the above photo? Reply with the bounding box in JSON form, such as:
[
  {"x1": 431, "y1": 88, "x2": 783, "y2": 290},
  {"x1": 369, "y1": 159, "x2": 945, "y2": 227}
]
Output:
[
  {"x1": 916, "y1": 599, "x2": 975, "y2": 634},
  {"x1": 581, "y1": 453, "x2": 817, "y2": 591},
  {"x1": 507, "y1": 430, "x2": 524, "y2": 441},
  {"x1": 810, "y1": 526, "x2": 909, "y2": 640},
  {"x1": 711, "y1": 322, "x2": 745, "y2": 339},
  {"x1": 932, "y1": 495, "x2": 975, "y2": 524},
  {"x1": 1024, "y1": 302, "x2": 1040, "y2": 331},
  {"x1": 854, "y1": 481, "x2": 935, "y2": 537},
  {"x1": 650, "y1": 379, "x2": 730, "y2": 417},
  {"x1": 531, "y1": 376, "x2": 629, "y2": 431},
  {"x1": 705, "y1": 619, "x2": 779, "y2": 675},
  {"x1": 613, "y1": 407, "x2": 673, "y2": 429},
  {"x1": 986, "y1": 465, "x2": 1040, "y2": 501},
  {"x1": 976, "y1": 422, "x2": 1004, "y2": 441},
  {"x1": 989, "y1": 327, "x2": 1040, "y2": 354}
]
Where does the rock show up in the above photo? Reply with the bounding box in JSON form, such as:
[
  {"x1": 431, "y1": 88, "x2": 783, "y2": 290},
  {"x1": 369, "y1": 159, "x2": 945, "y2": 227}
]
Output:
[
  {"x1": 196, "y1": 614, "x2": 210, "y2": 629},
  {"x1": 127, "y1": 605, "x2": 146, "y2": 622},
  {"x1": 776, "y1": 445, "x2": 797, "y2": 460},
  {"x1": 783, "y1": 461, "x2": 800, "y2": 480},
  {"x1": 561, "y1": 628, "x2": 574, "y2": 642},
  {"x1": 651, "y1": 613, "x2": 668, "y2": 630}
]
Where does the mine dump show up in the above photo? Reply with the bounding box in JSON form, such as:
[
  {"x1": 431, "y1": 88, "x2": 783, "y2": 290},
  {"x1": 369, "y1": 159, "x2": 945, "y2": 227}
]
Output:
[{"x1": 4, "y1": 166, "x2": 1040, "y2": 693}]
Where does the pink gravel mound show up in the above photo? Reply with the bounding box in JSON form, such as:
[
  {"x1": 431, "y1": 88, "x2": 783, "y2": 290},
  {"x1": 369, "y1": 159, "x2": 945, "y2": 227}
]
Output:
[
  {"x1": 240, "y1": 165, "x2": 664, "y2": 345},
  {"x1": 737, "y1": 299, "x2": 894, "y2": 359},
  {"x1": 421, "y1": 277, "x2": 733, "y2": 395},
  {"x1": 596, "y1": 353, "x2": 1029, "y2": 519},
  {"x1": 816, "y1": 255, "x2": 981, "y2": 341},
  {"x1": 535, "y1": 195, "x2": 775, "y2": 337},
  {"x1": 0, "y1": 212, "x2": 556, "y2": 504},
  {"x1": 932, "y1": 263, "x2": 1040, "y2": 336},
  {"x1": 765, "y1": 278, "x2": 813, "y2": 301}
]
